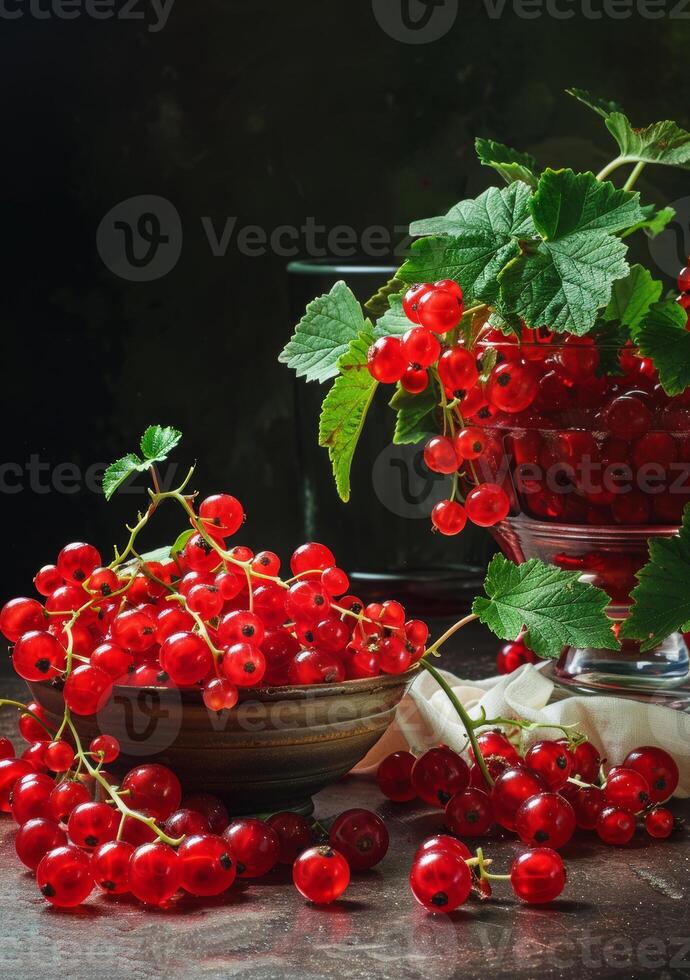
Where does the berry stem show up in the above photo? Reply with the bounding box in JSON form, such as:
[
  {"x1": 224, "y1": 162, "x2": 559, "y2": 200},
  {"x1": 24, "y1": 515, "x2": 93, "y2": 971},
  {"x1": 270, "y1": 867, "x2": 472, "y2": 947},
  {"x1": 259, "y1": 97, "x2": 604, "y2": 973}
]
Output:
[
  {"x1": 0, "y1": 699, "x2": 55, "y2": 738},
  {"x1": 596, "y1": 156, "x2": 627, "y2": 180},
  {"x1": 418, "y1": 659, "x2": 494, "y2": 789},
  {"x1": 475, "y1": 846, "x2": 510, "y2": 882},
  {"x1": 424, "y1": 613, "x2": 479, "y2": 656},
  {"x1": 623, "y1": 161, "x2": 646, "y2": 191}
]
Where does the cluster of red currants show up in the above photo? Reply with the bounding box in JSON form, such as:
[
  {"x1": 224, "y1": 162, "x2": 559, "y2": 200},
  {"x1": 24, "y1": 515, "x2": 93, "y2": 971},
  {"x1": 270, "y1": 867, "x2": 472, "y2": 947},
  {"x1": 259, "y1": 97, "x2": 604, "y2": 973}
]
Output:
[
  {"x1": 1, "y1": 498, "x2": 428, "y2": 724},
  {"x1": 376, "y1": 734, "x2": 680, "y2": 912},
  {"x1": 367, "y1": 277, "x2": 690, "y2": 537},
  {"x1": 0, "y1": 733, "x2": 391, "y2": 908}
]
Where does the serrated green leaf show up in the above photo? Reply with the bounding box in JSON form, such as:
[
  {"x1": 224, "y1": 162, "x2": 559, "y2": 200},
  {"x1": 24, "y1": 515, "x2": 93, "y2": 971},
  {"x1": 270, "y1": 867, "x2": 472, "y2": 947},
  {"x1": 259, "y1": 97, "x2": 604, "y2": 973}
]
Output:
[
  {"x1": 530, "y1": 170, "x2": 645, "y2": 241},
  {"x1": 606, "y1": 114, "x2": 690, "y2": 169},
  {"x1": 472, "y1": 554, "x2": 619, "y2": 659},
  {"x1": 373, "y1": 293, "x2": 410, "y2": 339},
  {"x1": 389, "y1": 383, "x2": 438, "y2": 445},
  {"x1": 279, "y1": 281, "x2": 367, "y2": 383},
  {"x1": 403, "y1": 184, "x2": 537, "y2": 305},
  {"x1": 603, "y1": 264, "x2": 663, "y2": 331},
  {"x1": 621, "y1": 506, "x2": 690, "y2": 651},
  {"x1": 140, "y1": 425, "x2": 182, "y2": 463},
  {"x1": 621, "y1": 204, "x2": 675, "y2": 239},
  {"x1": 364, "y1": 277, "x2": 404, "y2": 320},
  {"x1": 499, "y1": 231, "x2": 629, "y2": 335},
  {"x1": 566, "y1": 88, "x2": 624, "y2": 119},
  {"x1": 170, "y1": 529, "x2": 194, "y2": 557},
  {"x1": 635, "y1": 299, "x2": 690, "y2": 396},
  {"x1": 318, "y1": 332, "x2": 378, "y2": 502},
  {"x1": 102, "y1": 453, "x2": 146, "y2": 501},
  {"x1": 475, "y1": 138, "x2": 538, "y2": 188}
]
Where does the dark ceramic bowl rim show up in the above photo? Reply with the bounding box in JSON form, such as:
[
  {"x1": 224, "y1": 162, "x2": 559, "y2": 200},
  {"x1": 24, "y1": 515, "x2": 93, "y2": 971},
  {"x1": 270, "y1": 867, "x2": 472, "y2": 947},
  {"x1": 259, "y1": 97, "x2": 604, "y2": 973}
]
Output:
[{"x1": 37, "y1": 668, "x2": 419, "y2": 706}]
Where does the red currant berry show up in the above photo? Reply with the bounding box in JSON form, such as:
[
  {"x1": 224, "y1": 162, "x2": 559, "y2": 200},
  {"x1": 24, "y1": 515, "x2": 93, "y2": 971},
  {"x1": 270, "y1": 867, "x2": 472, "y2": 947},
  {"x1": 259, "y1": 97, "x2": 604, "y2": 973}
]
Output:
[
  {"x1": 445, "y1": 787, "x2": 493, "y2": 836},
  {"x1": 431, "y1": 499, "x2": 467, "y2": 535},
  {"x1": 251, "y1": 550, "x2": 281, "y2": 577},
  {"x1": 409, "y1": 848, "x2": 472, "y2": 913},
  {"x1": 129, "y1": 842, "x2": 182, "y2": 906},
  {"x1": 0, "y1": 737, "x2": 14, "y2": 761},
  {"x1": 21, "y1": 741, "x2": 49, "y2": 773},
  {"x1": 0, "y1": 597, "x2": 46, "y2": 643},
  {"x1": 423, "y1": 435, "x2": 459, "y2": 475},
  {"x1": 403, "y1": 283, "x2": 434, "y2": 323},
  {"x1": 510, "y1": 847, "x2": 566, "y2": 904},
  {"x1": 34, "y1": 565, "x2": 63, "y2": 597},
  {"x1": 472, "y1": 730, "x2": 520, "y2": 766},
  {"x1": 63, "y1": 665, "x2": 113, "y2": 716},
  {"x1": 179, "y1": 833, "x2": 237, "y2": 896},
  {"x1": 186, "y1": 583, "x2": 224, "y2": 620},
  {"x1": 49, "y1": 779, "x2": 91, "y2": 824},
  {"x1": 164, "y1": 808, "x2": 211, "y2": 838},
  {"x1": 515, "y1": 792, "x2": 576, "y2": 849},
  {"x1": 90, "y1": 735, "x2": 120, "y2": 764},
  {"x1": 12, "y1": 630, "x2": 66, "y2": 682},
  {"x1": 312, "y1": 617, "x2": 349, "y2": 653},
  {"x1": 604, "y1": 767, "x2": 650, "y2": 813},
  {"x1": 214, "y1": 569, "x2": 244, "y2": 602},
  {"x1": 91, "y1": 642, "x2": 133, "y2": 681},
  {"x1": 182, "y1": 793, "x2": 229, "y2": 835},
  {"x1": 0, "y1": 759, "x2": 36, "y2": 813},
  {"x1": 376, "y1": 751, "x2": 416, "y2": 802},
  {"x1": 198, "y1": 493, "x2": 244, "y2": 540},
  {"x1": 160, "y1": 631, "x2": 213, "y2": 686},
  {"x1": 367, "y1": 336, "x2": 407, "y2": 383},
  {"x1": 378, "y1": 636, "x2": 412, "y2": 675},
  {"x1": 203, "y1": 678, "x2": 240, "y2": 711},
  {"x1": 18, "y1": 702, "x2": 51, "y2": 744},
  {"x1": 559, "y1": 739, "x2": 600, "y2": 783},
  {"x1": 44, "y1": 740, "x2": 75, "y2": 773},
  {"x1": 596, "y1": 805, "x2": 636, "y2": 845},
  {"x1": 223, "y1": 818, "x2": 280, "y2": 878},
  {"x1": 92, "y1": 840, "x2": 134, "y2": 894},
  {"x1": 68, "y1": 800, "x2": 119, "y2": 849},
  {"x1": 344, "y1": 644, "x2": 380, "y2": 679},
  {"x1": 465, "y1": 483, "x2": 510, "y2": 527},
  {"x1": 486, "y1": 361, "x2": 538, "y2": 413},
  {"x1": 417, "y1": 286, "x2": 463, "y2": 334},
  {"x1": 645, "y1": 807, "x2": 674, "y2": 839},
  {"x1": 86, "y1": 566, "x2": 119, "y2": 597},
  {"x1": 329, "y1": 808, "x2": 389, "y2": 871},
  {"x1": 401, "y1": 366, "x2": 429, "y2": 394},
  {"x1": 111, "y1": 608, "x2": 157, "y2": 653},
  {"x1": 16, "y1": 817, "x2": 67, "y2": 871},
  {"x1": 602, "y1": 394, "x2": 652, "y2": 440},
  {"x1": 438, "y1": 345, "x2": 478, "y2": 391},
  {"x1": 496, "y1": 639, "x2": 537, "y2": 674},
  {"x1": 491, "y1": 766, "x2": 546, "y2": 831},
  {"x1": 293, "y1": 845, "x2": 350, "y2": 903},
  {"x1": 45, "y1": 585, "x2": 85, "y2": 615},
  {"x1": 678, "y1": 265, "x2": 690, "y2": 292},
  {"x1": 121, "y1": 764, "x2": 182, "y2": 821},
  {"x1": 524, "y1": 741, "x2": 573, "y2": 791},
  {"x1": 57, "y1": 542, "x2": 101, "y2": 585},
  {"x1": 288, "y1": 648, "x2": 345, "y2": 685},
  {"x1": 118, "y1": 809, "x2": 159, "y2": 847},
  {"x1": 10, "y1": 773, "x2": 54, "y2": 823},
  {"x1": 222, "y1": 642, "x2": 266, "y2": 687},
  {"x1": 266, "y1": 812, "x2": 313, "y2": 864},
  {"x1": 320, "y1": 566, "x2": 349, "y2": 597},
  {"x1": 553, "y1": 335, "x2": 599, "y2": 382},
  {"x1": 402, "y1": 326, "x2": 441, "y2": 368},
  {"x1": 218, "y1": 609, "x2": 266, "y2": 647},
  {"x1": 411, "y1": 746, "x2": 470, "y2": 807},
  {"x1": 290, "y1": 542, "x2": 336, "y2": 577},
  {"x1": 453, "y1": 426, "x2": 487, "y2": 461},
  {"x1": 622, "y1": 745, "x2": 679, "y2": 803},
  {"x1": 36, "y1": 844, "x2": 94, "y2": 907}
]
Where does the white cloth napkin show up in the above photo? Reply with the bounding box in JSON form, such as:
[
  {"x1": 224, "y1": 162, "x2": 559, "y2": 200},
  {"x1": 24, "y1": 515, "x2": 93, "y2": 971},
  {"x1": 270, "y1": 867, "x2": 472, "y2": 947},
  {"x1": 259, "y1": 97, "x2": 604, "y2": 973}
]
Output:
[{"x1": 354, "y1": 663, "x2": 690, "y2": 797}]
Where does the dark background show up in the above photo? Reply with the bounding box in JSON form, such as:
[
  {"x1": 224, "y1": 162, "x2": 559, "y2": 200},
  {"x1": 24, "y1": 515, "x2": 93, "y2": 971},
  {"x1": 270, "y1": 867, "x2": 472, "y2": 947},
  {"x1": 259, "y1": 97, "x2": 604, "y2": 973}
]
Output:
[{"x1": 2, "y1": 0, "x2": 690, "y2": 608}]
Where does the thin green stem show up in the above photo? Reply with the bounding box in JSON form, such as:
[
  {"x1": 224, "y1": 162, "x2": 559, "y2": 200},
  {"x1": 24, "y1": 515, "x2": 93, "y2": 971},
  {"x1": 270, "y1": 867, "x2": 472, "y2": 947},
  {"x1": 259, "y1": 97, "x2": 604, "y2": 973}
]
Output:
[
  {"x1": 0, "y1": 699, "x2": 55, "y2": 738},
  {"x1": 623, "y1": 161, "x2": 646, "y2": 191},
  {"x1": 424, "y1": 613, "x2": 478, "y2": 657},
  {"x1": 419, "y1": 660, "x2": 494, "y2": 790},
  {"x1": 596, "y1": 157, "x2": 627, "y2": 181}
]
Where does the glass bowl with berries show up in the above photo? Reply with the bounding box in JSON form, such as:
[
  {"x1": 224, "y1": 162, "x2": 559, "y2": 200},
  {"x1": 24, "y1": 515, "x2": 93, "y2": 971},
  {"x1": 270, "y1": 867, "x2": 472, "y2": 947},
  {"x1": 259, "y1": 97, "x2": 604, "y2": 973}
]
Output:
[{"x1": 280, "y1": 87, "x2": 690, "y2": 701}]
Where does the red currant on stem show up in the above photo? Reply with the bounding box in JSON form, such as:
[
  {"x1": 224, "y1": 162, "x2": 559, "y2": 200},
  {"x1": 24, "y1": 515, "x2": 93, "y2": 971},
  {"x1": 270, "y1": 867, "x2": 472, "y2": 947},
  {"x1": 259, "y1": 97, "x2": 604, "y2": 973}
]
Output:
[
  {"x1": 223, "y1": 818, "x2": 280, "y2": 878},
  {"x1": 431, "y1": 500, "x2": 467, "y2": 536},
  {"x1": 415, "y1": 835, "x2": 472, "y2": 862},
  {"x1": 510, "y1": 847, "x2": 566, "y2": 904},
  {"x1": 604, "y1": 767, "x2": 650, "y2": 813},
  {"x1": 182, "y1": 793, "x2": 229, "y2": 834},
  {"x1": 178, "y1": 833, "x2": 237, "y2": 896},
  {"x1": 524, "y1": 740, "x2": 572, "y2": 791},
  {"x1": 445, "y1": 787, "x2": 493, "y2": 836},
  {"x1": 367, "y1": 336, "x2": 407, "y2": 384},
  {"x1": 515, "y1": 792, "x2": 576, "y2": 849},
  {"x1": 409, "y1": 847, "x2": 472, "y2": 913},
  {"x1": 417, "y1": 285, "x2": 464, "y2": 334},
  {"x1": 16, "y1": 818, "x2": 67, "y2": 871},
  {"x1": 465, "y1": 483, "x2": 510, "y2": 527},
  {"x1": 36, "y1": 844, "x2": 94, "y2": 907},
  {"x1": 596, "y1": 805, "x2": 636, "y2": 845},
  {"x1": 121, "y1": 764, "x2": 182, "y2": 821},
  {"x1": 92, "y1": 840, "x2": 135, "y2": 894},
  {"x1": 129, "y1": 843, "x2": 183, "y2": 906},
  {"x1": 411, "y1": 746, "x2": 469, "y2": 807},
  {"x1": 491, "y1": 766, "x2": 546, "y2": 831},
  {"x1": 622, "y1": 745, "x2": 679, "y2": 803},
  {"x1": 0, "y1": 596, "x2": 46, "y2": 642},
  {"x1": 423, "y1": 435, "x2": 459, "y2": 475}
]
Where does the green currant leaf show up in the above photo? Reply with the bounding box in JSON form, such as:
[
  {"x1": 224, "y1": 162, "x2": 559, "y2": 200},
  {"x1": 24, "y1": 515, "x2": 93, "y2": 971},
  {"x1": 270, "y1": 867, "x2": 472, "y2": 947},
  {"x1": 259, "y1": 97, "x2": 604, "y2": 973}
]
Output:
[
  {"x1": 389, "y1": 383, "x2": 438, "y2": 445},
  {"x1": 530, "y1": 170, "x2": 645, "y2": 241},
  {"x1": 318, "y1": 332, "x2": 378, "y2": 502},
  {"x1": 474, "y1": 138, "x2": 538, "y2": 188},
  {"x1": 364, "y1": 277, "x2": 404, "y2": 321},
  {"x1": 373, "y1": 293, "x2": 410, "y2": 339},
  {"x1": 566, "y1": 88, "x2": 624, "y2": 119},
  {"x1": 498, "y1": 231, "x2": 629, "y2": 335},
  {"x1": 473, "y1": 554, "x2": 619, "y2": 659},
  {"x1": 621, "y1": 204, "x2": 675, "y2": 239},
  {"x1": 603, "y1": 264, "x2": 663, "y2": 332},
  {"x1": 170, "y1": 529, "x2": 194, "y2": 557},
  {"x1": 140, "y1": 425, "x2": 182, "y2": 463},
  {"x1": 279, "y1": 281, "x2": 367, "y2": 383},
  {"x1": 102, "y1": 454, "x2": 147, "y2": 501},
  {"x1": 634, "y1": 299, "x2": 690, "y2": 396},
  {"x1": 621, "y1": 506, "x2": 690, "y2": 651},
  {"x1": 403, "y1": 184, "x2": 536, "y2": 305}
]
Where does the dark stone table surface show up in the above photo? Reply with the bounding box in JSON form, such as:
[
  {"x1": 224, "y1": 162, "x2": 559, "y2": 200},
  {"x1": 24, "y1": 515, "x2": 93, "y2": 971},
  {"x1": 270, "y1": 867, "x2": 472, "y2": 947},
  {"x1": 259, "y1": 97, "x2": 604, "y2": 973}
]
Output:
[{"x1": 0, "y1": 620, "x2": 688, "y2": 980}]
